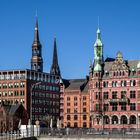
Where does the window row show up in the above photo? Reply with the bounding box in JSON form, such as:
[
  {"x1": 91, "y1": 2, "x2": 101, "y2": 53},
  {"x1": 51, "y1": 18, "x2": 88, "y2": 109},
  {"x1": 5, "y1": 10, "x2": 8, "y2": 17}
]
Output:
[
  {"x1": 32, "y1": 99, "x2": 59, "y2": 106},
  {"x1": 95, "y1": 91, "x2": 136, "y2": 100},
  {"x1": 34, "y1": 85, "x2": 59, "y2": 92},
  {"x1": 0, "y1": 74, "x2": 26, "y2": 80},
  {"x1": 0, "y1": 82, "x2": 25, "y2": 89},
  {"x1": 32, "y1": 92, "x2": 59, "y2": 98},
  {"x1": 0, "y1": 99, "x2": 25, "y2": 105},
  {"x1": 97, "y1": 80, "x2": 137, "y2": 88},
  {"x1": 95, "y1": 103, "x2": 136, "y2": 111},
  {"x1": 67, "y1": 115, "x2": 87, "y2": 121},
  {"x1": 32, "y1": 107, "x2": 59, "y2": 114},
  {"x1": 0, "y1": 90, "x2": 25, "y2": 97},
  {"x1": 66, "y1": 122, "x2": 87, "y2": 128},
  {"x1": 66, "y1": 107, "x2": 87, "y2": 113},
  {"x1": 67, "y1": 102, "x2": 86, "y2": 107},
  {"x1": 67, "y1": 96, "x2": 87, "y2": 101}
]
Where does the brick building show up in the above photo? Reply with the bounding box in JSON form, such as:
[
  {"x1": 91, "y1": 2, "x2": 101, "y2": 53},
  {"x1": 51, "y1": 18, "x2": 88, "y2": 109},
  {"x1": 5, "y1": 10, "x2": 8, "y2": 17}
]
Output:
[
  {"x1": 60, "y1": 78, "x2": 90, "y2": 128},
  {"x1": 89, "y1": 28, "x2": 140, "y2": 130},
  {"x1": 60, "y1": 28, "x2": 140, "y2": 130},
  {"x1": 0, "y1": 17, "x2": 61, "y2": 126}
]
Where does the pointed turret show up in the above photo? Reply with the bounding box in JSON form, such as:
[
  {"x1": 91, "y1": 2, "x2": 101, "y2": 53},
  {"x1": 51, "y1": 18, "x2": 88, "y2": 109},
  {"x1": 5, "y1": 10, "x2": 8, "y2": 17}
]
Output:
[
  {"x1": 89, "y1": 60, "x2": 93, "y2": 80},
  {"x1": 50, "y1": 37, "x2": 61, "y2": 76},
  {"x1": 31, "y1": 17, "x2": 43, "y2": 72},
  {"x1": 93, "y1": 28, "x2": 104, "y2": 72}
]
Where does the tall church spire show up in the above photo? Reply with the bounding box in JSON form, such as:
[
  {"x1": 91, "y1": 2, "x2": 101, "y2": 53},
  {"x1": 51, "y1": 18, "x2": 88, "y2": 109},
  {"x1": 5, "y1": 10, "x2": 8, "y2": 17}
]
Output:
[
  {"x1": 34, "y1": 16, "x2": 40, "y2": 43},
  {"x1": 50, "y1": 36, "x2": 61, "y2": 76},
  {"x1": 31, "y1": 16, "x2": 43, "y2": 72}
]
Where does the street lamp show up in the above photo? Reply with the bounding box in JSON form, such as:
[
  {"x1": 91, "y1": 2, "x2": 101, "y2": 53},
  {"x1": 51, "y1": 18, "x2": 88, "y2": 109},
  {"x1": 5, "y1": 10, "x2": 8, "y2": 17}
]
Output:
[{"x1": 30, "y1": 82, "x2": 41, "y2": 125}]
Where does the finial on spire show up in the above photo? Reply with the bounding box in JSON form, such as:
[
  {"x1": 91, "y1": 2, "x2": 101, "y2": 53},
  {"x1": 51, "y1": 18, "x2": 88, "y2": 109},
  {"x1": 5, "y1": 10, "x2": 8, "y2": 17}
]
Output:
[
  {"x1": 54, "y1": 33, "x2": 56, "y2": 38},
  {"x1": 36, "y1": 9, "x2": 38, "y2": 17},
  {"x1": 97, "y1": 16, "x2": 100, "y2": 34},
  {"x1": 35, "y1": 9, "x2": 38, "y2": 31},
  {"x1": 98, "y1": 16, "x2": 100, "y2": 29}
]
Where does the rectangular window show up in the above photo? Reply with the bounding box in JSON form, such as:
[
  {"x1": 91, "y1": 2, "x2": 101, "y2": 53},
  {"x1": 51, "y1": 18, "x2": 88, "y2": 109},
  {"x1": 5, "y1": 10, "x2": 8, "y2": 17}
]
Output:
[
  {"x1": 112, "y1": 91, "x2": 117, "y2": 99},
  {"x1": 121, "y1": 103, "x2": 126, "y2": 111},
  {"x1": 67, "y1": 108, "x2": 70, "y2": 113},
  {"x1": 83, "y1": 115, "x2": 87, "y2": 120},
  {"x1": 74, "y1": 108, "x2": 78, "y2": 113},
  {"x1": 83, "y1": 108, "x2": 86, "y2": 113},
  {"x1": 104, "y1": 92, "x2": 108, "y2": 99},
  {"x1": 83, "y1": 96, "x2": 86, "y2": 100},
  {"x1": 83, "y1": 102, "x2": 86, "y2": 106},
  {"x1": 104, "y1": 104, "x2": 109, "y2": 111},
  {"x1": 74, "y1": 97, "x2": 77, "y2": 101},
  {"x1": 130, "y1": 91, "x2": 136, "y2": 98},
  {"x1": 121, "y1": 91, "x2": 126, "y2": 99},
  {"x1": 95, "y1": 104, "x2": 100, "y2": 111},
  {"x1": 67, "y1": 102, "x2": 70, "y2": 106},
  {"x1": 67, "y1": 97, "x2": 70, "y2": 101},
  {"x1": 130, "y1": 103, "x2": 136, "y2": 111},
  {"x1": 112, "y1": 104, "x2": 117, "y2": 111},
  {"x1": 96, "y1": 92, "x2": 101, "y2": 100}
]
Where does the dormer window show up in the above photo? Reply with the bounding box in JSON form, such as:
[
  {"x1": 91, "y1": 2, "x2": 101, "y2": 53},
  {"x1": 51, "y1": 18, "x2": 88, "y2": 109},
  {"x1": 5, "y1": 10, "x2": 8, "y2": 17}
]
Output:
[
  {"x1": 132, "y1": 69, "x2": 136, "y2": 75},
  {"x1": 105, "y1": 71, "x2": 109, "y2": 76}
]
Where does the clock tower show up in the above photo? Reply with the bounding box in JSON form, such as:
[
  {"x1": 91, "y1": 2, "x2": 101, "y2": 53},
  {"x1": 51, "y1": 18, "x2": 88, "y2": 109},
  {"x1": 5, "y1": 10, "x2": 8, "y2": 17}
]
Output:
[{"x1": 31, "y1": 17, "x2": 43, "y2": 72}]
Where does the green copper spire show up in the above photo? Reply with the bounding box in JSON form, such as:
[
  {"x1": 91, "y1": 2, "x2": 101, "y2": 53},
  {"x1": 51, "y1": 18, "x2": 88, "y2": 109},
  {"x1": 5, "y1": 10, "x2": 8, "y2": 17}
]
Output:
[
  {"x1": 94, "y1": 28, "x2": 102, "y2": 47},
  {"x1": 94, "y1": 63, "x2": 102, "y2": 72},
  {"x1": 93, "y1": 28, "x2": 104, "y2": 72}
]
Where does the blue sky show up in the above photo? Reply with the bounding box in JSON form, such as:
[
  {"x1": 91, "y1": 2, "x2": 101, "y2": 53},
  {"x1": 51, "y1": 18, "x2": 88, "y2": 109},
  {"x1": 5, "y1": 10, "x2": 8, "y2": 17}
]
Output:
[{"x1": 0, "y1": 0, "x2": 140, "y2": 79}]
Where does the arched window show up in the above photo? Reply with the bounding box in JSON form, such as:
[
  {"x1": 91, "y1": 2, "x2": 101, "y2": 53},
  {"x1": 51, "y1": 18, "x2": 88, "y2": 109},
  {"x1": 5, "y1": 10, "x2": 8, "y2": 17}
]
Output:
[
  {"x1": 121, "y1": 115, "x2": 128, "y2": 124},
  {"x1": 104, "y1": 115, "x2": 110, "y2": 124},
  {"x1": 74, "y1": 122, "x2": 78, "y2": 128},
  {"x1": 67, "y1": 122, "x2": 70, "y2": 127},
  {"x1": 112, "y1": 115, "x2": 118, "y2": 124},
  {"x1": 130, "y1": 115, "x2": 136, "y2": 124}
]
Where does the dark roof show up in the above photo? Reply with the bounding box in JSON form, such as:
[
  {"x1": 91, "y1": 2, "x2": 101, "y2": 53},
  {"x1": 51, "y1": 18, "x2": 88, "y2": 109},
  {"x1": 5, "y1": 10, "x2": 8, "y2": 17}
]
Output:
[
  {"x1": 9, "y1": 104, "x2": 21, "y2": 115},
  {"x1": 105, "y1": 57, "x2": 115, "y2": 62},
  {"x1": 63, "y1": 77, "x2": 89, "y2": 92},
  {"x1": 2, "y1": 105, "x2": 11, "y2": 114},
  {"x1": 1, "y1": 104, "x2": 22, "y2": 115}
]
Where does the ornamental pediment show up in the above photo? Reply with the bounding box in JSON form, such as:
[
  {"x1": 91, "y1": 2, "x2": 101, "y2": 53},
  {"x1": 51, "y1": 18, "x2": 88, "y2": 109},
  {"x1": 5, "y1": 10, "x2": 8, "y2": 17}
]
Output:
[{"x1": 111, "y1": 52, "x2": 129, "y2": 71}]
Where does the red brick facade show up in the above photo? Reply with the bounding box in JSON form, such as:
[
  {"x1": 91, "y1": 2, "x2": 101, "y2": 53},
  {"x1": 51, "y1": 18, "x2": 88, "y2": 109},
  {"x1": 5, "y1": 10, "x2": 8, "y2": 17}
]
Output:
[{"x1": 60, "y1": 29, "x2": 140, "y2": 130}]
